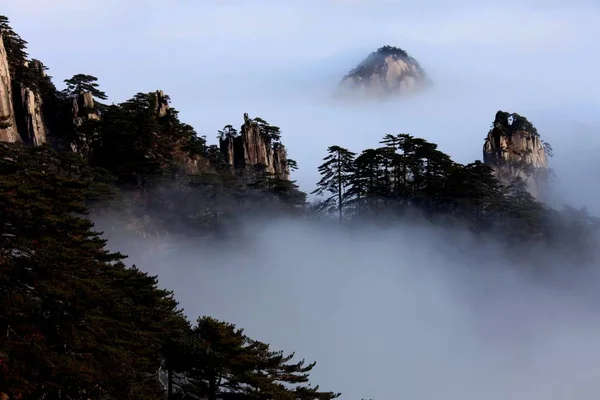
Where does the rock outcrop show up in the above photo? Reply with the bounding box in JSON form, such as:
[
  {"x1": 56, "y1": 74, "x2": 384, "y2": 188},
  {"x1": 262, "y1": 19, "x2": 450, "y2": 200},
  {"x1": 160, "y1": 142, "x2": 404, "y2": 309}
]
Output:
[
  {"x1": 0, "y1": 35, "x2": 50, "y2": 145},
  {"x1": 339, "y1": 45, "x2": 428, "y2": 98},
  {"x1": 219, "y1": 113, "x2": 290, "y2": 180},
  {"x1": 19, "y1": 60, "x2": 47, "y2": 145},
  {"x1": 69, "y1": 90, "x2": 101, "y2": 157},
  {"x1": 483, "y1": 111, "x2": 549, "y2": 200},
  {"x1": 71, "y1": 91, "x2": 100, "y2": 127},
  {"x1": 153, "y1": 90, "x2": 169, "y2": 118},
  {"x1": 0, "y1": 34, "x2": 19, "y2": 142}
]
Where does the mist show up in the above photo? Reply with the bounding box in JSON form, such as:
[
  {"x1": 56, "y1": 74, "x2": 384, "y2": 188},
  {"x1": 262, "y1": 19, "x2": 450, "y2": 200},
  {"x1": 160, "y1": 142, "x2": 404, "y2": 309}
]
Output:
[
  {"x1": 6, "y1": 0, "x2": 600, "y2": 398},
  {"x1": 94, "y1": 217, "x2": 600, "y2": 400}
]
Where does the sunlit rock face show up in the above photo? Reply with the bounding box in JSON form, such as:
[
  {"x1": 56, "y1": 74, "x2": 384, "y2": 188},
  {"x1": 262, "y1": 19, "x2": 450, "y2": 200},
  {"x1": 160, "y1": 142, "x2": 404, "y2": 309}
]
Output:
[
  {"x1": 483, "y1": 110, "x2": 550, "y2": 200},
  {"x1": 0, "y1": 38, "x2": 50, "y2": 145},
  {"x1": 338, "y1": 45, "x2": 429, "y2": 99},
  {"x1": 0, "y1": 33, "x2": 19, "y2": 142}
]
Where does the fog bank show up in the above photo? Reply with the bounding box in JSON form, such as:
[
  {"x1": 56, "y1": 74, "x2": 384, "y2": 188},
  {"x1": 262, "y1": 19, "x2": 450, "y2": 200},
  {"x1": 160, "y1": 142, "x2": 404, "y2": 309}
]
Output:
[{"x1": 97, "y1": 218, "x2": 600, "y2": 399}]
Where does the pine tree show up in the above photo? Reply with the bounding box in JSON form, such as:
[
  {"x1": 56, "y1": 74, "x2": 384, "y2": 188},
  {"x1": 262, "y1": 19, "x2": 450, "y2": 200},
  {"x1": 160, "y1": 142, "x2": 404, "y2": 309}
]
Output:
[
  {"x1": 0, "y1": 16, "x2": 28, "y2": 78},
  {"x1": 217, "y1": 125, "x2": 238, "y2": 140},
  {"x1": 0, "y1": 142, "x2": 187, "y2": 400},
  {"x1": 312, "y1": 146, "x2": 356, "y2": 221},
  {"x1": 287, "y1": 158, "x2": 299, "y2": 172},
  {"x1": 442, "y1": 160, "x2": 505, "y2": 230},
  {"x1": 63, "y1": 74, "x2": 108, "y2": 100},
  {"x1": 180, "y1": 317, "x2": 340, "y2": 400},
  {"x1": 253, "y1": 117, "x2": 282, "y2": 143},
  {"x1": 346, "y1": 148, "x2": 387, "y2": 217}
]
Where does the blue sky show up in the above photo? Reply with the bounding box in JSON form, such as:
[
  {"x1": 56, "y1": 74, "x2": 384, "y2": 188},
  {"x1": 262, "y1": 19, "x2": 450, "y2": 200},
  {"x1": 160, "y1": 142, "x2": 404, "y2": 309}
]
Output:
[{"x1": 4, "y1": 0, "x2": 600, "y2": 208}]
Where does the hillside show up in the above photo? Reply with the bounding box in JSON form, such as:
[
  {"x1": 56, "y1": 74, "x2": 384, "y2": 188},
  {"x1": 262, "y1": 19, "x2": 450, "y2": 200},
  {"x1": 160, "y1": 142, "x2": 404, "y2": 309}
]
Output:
[{"x1": 1, "y1": 14, "x2": 600, "y2": 400}]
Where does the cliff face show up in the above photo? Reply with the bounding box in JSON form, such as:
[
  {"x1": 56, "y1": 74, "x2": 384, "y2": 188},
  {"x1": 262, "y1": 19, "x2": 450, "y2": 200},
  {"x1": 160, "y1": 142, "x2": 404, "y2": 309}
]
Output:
[
  {"x1": 69, "y1": 90, "x2": 100, "y2": 157},
  {"x1": 219, "y1": 113, "x2": 290, "y2": 180},
  {"x1": 483, "y1": 111, "x2": 549, "y2": 200},
  {"x1": 0, "y1": 34, "x2": 19, "y2": 142},
  {"x1": 339, "y1": 45, "x2": 428, "y2": 98},
  {"x1": 20, "y1": 85, "x2": 46, "y2": 145},
  {"x1": 71, "y1": 91, "x2": 100, "y2": 127},
  {"x1": 0, "y1": 34, "x2": 49, "y2": 145},
  {"x1": 19, "y1": 60, "x2": 47, "y2": 145}
]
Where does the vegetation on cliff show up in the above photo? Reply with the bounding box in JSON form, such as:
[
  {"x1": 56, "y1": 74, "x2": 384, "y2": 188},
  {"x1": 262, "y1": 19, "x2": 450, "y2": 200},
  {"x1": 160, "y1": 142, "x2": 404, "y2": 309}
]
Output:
[{"x1": 1, "y1": 15, "x2": 599, "y2": 400}]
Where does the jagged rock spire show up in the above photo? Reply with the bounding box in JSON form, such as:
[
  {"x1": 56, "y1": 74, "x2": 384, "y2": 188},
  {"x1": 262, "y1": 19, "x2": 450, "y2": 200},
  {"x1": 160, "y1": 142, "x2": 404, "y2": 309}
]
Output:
[
  {"x1": 483, "y1": 110, "x2": 549, "y2": 200},
  {"x1": 219, "y1": 113, "x2": 290, "y2": 180}
]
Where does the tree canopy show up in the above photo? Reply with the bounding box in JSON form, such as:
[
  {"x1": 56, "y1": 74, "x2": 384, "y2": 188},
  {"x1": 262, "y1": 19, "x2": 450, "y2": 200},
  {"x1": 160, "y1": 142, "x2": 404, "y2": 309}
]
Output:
[
  {"x1": 0, "y1": 143, "x2": 335, "y2": 400},
  {"x1": 63, "y1": 74, "x2": 108, "y2": 100}
]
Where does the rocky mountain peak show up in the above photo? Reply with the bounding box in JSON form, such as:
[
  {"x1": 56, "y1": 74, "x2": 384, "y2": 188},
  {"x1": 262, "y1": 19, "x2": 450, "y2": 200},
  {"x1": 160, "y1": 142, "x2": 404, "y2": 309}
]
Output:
[
  {"x1": 219, "y1": 113, "x2": 290, "y2": 180},
  {"x1": 339, "y1": 45, "x2": 428, "y2": 97},
  {"x1": 483, "y1": 110, "x2": 550, "y2": 200}
]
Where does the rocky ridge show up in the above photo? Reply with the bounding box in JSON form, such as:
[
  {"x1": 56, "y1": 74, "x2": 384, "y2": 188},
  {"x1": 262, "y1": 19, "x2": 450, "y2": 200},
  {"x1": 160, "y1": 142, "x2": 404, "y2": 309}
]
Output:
[
  {"x1": 483, "y1": 111, "x2": 550, "y2": 200},
  {"x1": 0, "y1": 30, "x2": 289, "y2": 180}
]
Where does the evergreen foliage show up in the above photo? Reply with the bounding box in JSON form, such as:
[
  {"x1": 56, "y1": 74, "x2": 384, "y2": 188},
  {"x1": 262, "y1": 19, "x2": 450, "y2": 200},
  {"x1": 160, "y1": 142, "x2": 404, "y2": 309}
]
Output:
[
  {"x1": 311, "y1": 146, "x2": 356, "y2": 221},
  {"x1": 63, "y1": 74, "x2": 108, "y2": 100},
  {"x1": 0, "y1": 142, "x2": 332, "y2": 400},
  {"x1": 312, "y1": 134, "x2": 599, "y2": 257},
  {"x1": 178, "y1": 317, "x2": 340, "y2": 400},
  {"x1": 0, "y1": 16, "x2": 28, "y2": 78}
]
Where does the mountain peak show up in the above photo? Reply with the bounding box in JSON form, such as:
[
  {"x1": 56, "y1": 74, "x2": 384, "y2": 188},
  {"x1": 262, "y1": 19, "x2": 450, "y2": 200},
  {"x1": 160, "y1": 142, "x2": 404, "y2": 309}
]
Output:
[
  {"x1": 483, "y1": 110, "x2": 550, "y2": 200},
  {"x1": 338, "y1": 45, "x2": 428, "y2": 98}
]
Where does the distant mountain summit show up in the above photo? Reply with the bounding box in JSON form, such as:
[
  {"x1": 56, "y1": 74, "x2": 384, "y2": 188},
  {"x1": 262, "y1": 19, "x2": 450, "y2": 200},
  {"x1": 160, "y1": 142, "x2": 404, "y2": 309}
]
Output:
[{"x1": 338, "y1": 45, "x2": 429, "y2": 98}]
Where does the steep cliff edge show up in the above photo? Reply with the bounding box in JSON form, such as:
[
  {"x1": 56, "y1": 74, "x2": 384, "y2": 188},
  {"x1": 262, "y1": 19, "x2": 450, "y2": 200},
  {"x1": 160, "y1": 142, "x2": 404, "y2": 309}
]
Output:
[
  {"x1": 18, "y1": 60, "x2": 48, "y2": 145},
  {"x1": 339, "y1": 45, "x2": 428, "y2": 98},
  {"x1": 483, "y1": 111, "x2": 550, "y2": 200},
  {"x1": 0, "y1": 33, "x2": 19, "y2": 142},
  {"x1": 0, "y1": 27, "x2": 51, "y2": 145},
  {"x1": 219, "y1": 113, "x2": 290, "y2": 180}
]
